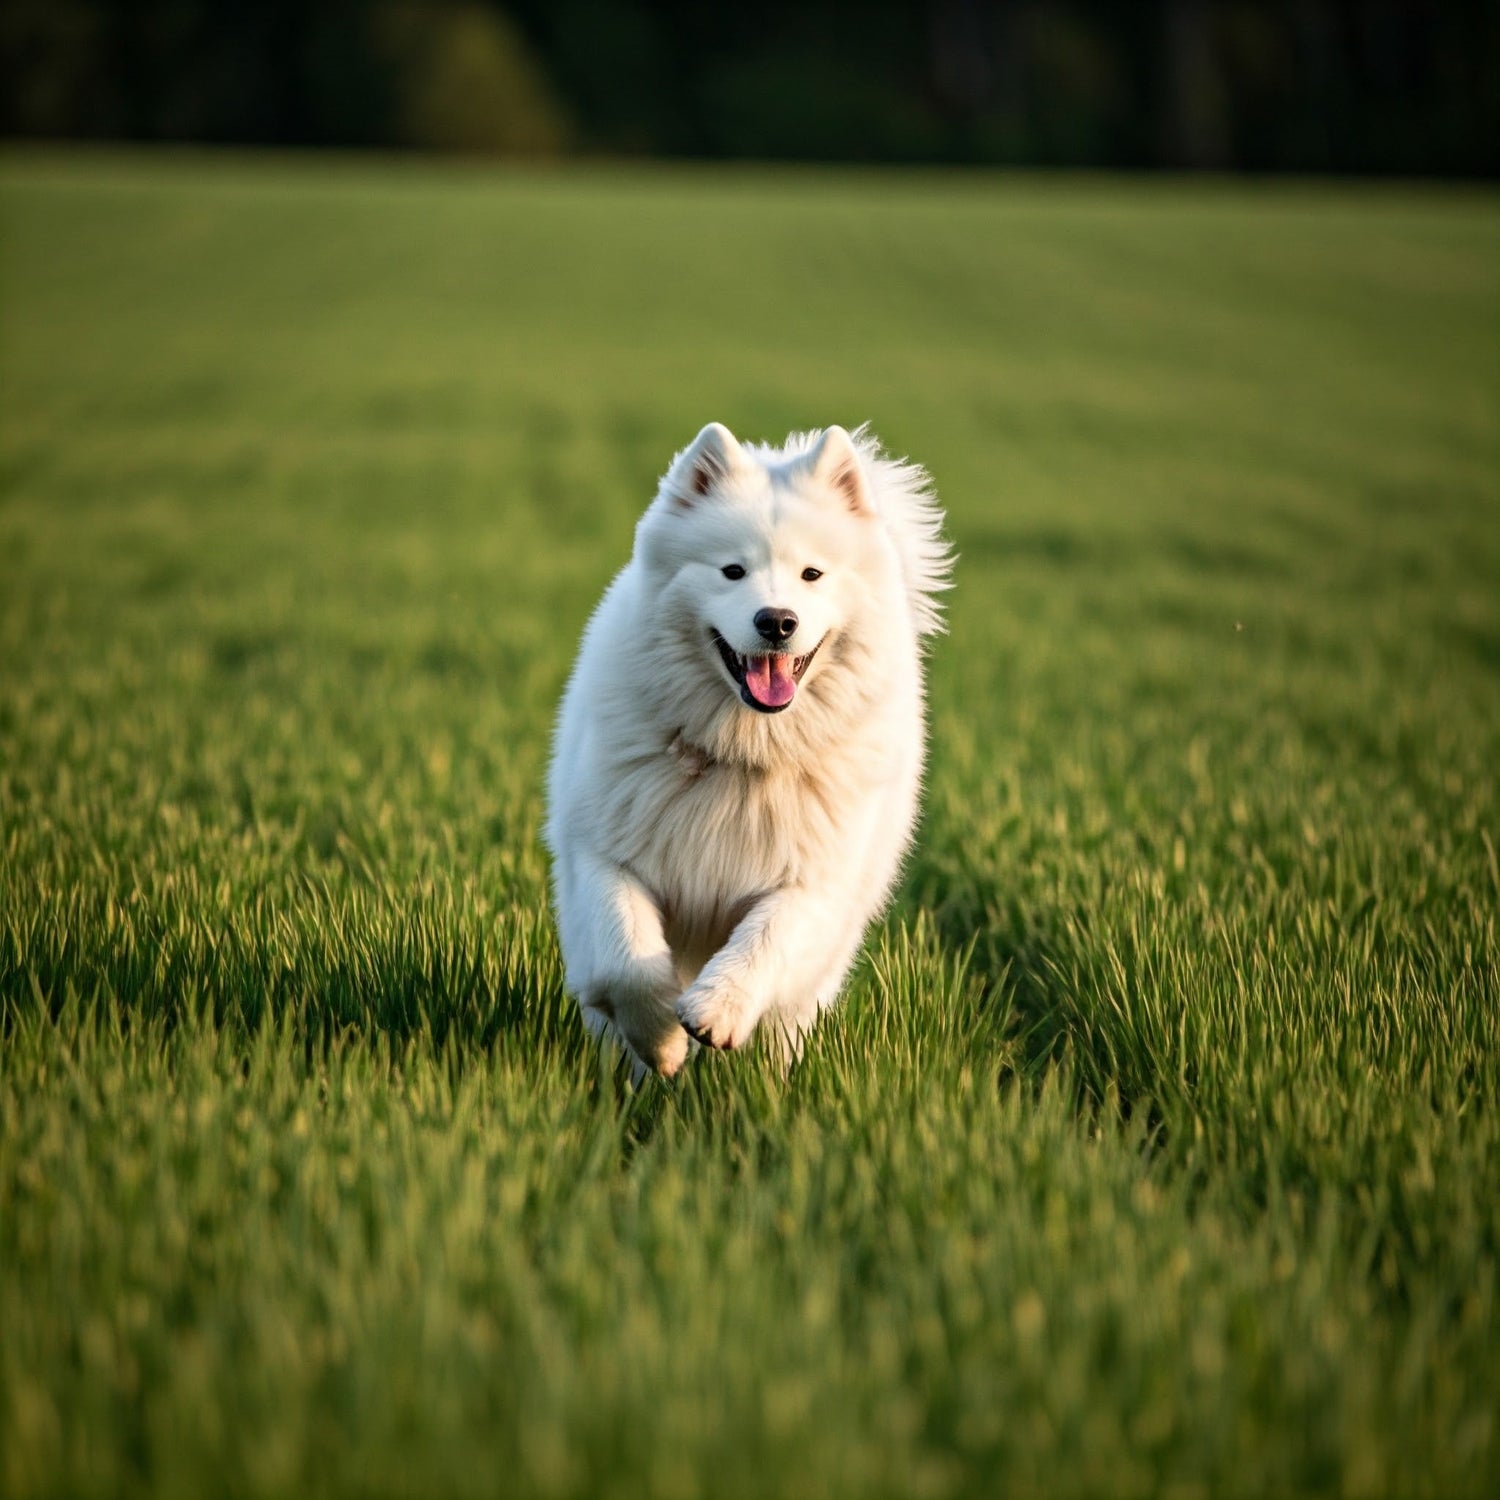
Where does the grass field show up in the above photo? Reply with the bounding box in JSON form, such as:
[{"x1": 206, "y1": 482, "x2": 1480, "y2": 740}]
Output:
[{"x1": 1, "y1": 150, "x2": 1497, "y2": 1498}]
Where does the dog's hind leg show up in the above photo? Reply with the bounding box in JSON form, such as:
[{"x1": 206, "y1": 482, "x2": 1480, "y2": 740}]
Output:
[{"x1": 754, "y1": 922, "x2": 870, "y2": 1070}]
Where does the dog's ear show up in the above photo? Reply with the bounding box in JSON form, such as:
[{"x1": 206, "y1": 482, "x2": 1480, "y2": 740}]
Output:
[
  {"x1": 663, "y1": 422, "x2": 746, "y2": 507},
  {"x1": 806, "y1": 425, "x2": 873, "y2": 516}
]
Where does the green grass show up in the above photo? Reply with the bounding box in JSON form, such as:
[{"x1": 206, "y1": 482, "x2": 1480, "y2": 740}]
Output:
[{"x1": 2, "y1": 149, "x2": 1497, "y2": 1498}]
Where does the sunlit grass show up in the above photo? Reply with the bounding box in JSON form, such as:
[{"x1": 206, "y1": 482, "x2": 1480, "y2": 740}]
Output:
[{"x1": 2, "y1": 150, "x2": 1497, "y2": 1498}]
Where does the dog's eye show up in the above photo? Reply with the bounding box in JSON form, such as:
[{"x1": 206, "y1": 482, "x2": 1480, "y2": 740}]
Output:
[
  {"x1": 721, "y1": 564, "x2": 746, "y2": 581},
  {"x1": 801, "y1": 567, "x2": 823, "y2": 582}
]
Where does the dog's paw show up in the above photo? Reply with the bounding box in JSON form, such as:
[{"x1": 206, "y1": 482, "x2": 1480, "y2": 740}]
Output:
[
  {"x1": 582, "y1": 965, "x2": 689, "y2": 1079},
  {"x1": 647, "y1": 1023, "x2": 691, "y2": 1078},
  {"x1": 676, "y1": 979, "x2": 759, "y2": 1052},
  {"x1": 584, "y1": 1000, "x2": 690, "y2": 1079}
]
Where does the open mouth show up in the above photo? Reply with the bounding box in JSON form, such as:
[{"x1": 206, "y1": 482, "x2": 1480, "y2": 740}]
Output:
[{"x1": 710, "y1": 630, "x2": 823, "y2": 713}]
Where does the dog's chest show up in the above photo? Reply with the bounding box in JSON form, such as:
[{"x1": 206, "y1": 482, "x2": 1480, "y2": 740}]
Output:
[{"x1": 600, "y1": 741, "x2": 849, "y2": 919}]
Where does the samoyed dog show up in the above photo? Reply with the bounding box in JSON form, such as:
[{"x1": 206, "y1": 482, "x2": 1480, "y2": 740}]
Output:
[{"x1": 545, "y1": 422, "x2": 951, "y2": 1075}]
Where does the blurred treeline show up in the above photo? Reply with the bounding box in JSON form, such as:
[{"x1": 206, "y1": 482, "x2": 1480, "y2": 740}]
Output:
[{"x1": 3, "y1": 0, "x2": 1496, "y2": 175}]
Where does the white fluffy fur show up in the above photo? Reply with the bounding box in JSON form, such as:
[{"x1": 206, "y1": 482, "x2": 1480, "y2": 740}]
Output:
[{"x1": 545, "y1": 422, "x2": 952, "y2": 1075}]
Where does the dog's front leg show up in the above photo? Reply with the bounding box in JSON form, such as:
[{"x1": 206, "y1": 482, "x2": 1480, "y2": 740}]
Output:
[
  {"x1": 556, "y1": 851, "x2": 689, "y2": 1077},
  {"x1": 675, "y1": 887, "x2": 840, "y2": 1054}
]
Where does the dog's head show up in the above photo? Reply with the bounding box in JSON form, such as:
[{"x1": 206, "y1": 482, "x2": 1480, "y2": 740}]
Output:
[{"x1": 636, "y1": 422, "x2": 894, "y2": 720}]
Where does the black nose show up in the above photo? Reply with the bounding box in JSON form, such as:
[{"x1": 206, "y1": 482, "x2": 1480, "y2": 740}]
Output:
[{"x1": 754, "y1": 607, "x2": 798, "y2": 643}]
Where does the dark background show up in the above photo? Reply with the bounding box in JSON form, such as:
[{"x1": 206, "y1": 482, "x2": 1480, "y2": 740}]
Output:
[{"x1": 3, "y1": 0, "x2": 1497, "y2": 176}]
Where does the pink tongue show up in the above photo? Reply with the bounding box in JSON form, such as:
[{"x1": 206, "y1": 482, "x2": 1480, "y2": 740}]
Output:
[{"x1": 744, "y1": 654, "x2": 797, "y2": 708}]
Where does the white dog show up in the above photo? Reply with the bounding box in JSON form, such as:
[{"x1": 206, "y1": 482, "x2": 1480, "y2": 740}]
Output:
[{"x1": 545, "y1": 422, "x2": 951, "y2": 1075}]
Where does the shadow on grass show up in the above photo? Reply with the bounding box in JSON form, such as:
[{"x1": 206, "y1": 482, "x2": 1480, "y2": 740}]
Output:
[{"x1": 1, "y1": 884, "x2": 581, "y2": 1074}]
